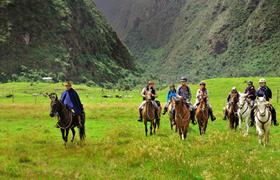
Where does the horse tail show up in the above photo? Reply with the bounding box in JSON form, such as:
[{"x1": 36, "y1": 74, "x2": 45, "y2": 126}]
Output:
[{"x1": 79, "y1": 114, "x2": 86, "y2": 140}]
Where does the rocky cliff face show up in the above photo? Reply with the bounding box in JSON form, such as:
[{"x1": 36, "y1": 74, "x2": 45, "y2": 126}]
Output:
[
  {"x1": 0, "y1": 0, "x2": 135, "y2": 84},
  {"x1": 95, "y1": 0, "x2": 280, "y2": 82}
]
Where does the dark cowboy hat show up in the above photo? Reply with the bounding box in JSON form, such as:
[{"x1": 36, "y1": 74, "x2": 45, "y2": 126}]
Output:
[
  {"x1": 247, "y1": 80, "x2": 253, "y2": 85},
  {"x1": 170, "y1": 84, "x2": 176, "y2": 88},
  {"x1": 180, "y1": 77, "x2": 188, "y2": 82}
]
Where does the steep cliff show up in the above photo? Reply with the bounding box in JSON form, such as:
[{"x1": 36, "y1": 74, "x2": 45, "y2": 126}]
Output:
[{"x1": 0, "y1": 0, "x2": 135, "y2": 84}]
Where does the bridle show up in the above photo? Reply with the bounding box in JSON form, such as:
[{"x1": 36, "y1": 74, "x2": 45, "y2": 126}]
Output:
[
  {"x1": 255, "y1": 106, "x2": 271, "y2": 125},
  {"x1": 51, "y1": 98, "x2": 73, "y2": 130},
  {"x1": 239, "y1": 97, "x2": 250, "y2": 116}
]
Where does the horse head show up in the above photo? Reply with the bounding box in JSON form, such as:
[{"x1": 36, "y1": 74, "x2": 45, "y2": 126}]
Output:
[
  {"x1": 174, "y1": 96, "x2": 185, "y2": 109},
  {"x1": 238, "y1": 93, "x2": 248, "y2": 109},
  {"x1": 145, "y1": 91, "x2": 153, "y2": 102},
  {"x1": 256, "y1": 96, "x2": 268, "y2": 116},
  {"x1": 48, "y1": 93, "x2": 61, "y2": 117}
]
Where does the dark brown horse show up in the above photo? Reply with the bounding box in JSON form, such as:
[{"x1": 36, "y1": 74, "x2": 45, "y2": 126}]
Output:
[
  {"x1": 143, "y1": 92, "x2": 157, "y2": 136},
  {"x1": 49, "y1": 93, "x2": 85, "y2": 144},
  {"x1": 227, "y1": 93, "x2": 239, "y2": 130},
  {"x1": 174, "y1": 97, "x2": 191, "y2": 140},
  {"x1": 195, "y1": 93, "x2": 209, "y2": 135}
]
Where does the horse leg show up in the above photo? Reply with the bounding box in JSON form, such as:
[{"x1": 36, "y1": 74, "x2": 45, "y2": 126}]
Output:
[
  {"x1": 204, "y1": 121, "x2": 208, "y2": 134},
  {"x1": 65, "y1": 129, "x2": 69, "y2": 144},
  {"x1": 71, "y1": 128, "x2": 76, "y2": 142},
  {"x1": 255, "y1": 124, "x2": 263, "y2": 145},
  {"x1": 245, "y1": 117, "x2": 250, "y2": 136},
  {"x1": 145, "y1": 121, "x2": 148, "y2": 137},
  {"x1": 150, "y1": 122, "x2": 153, "y2": 136},
  {"x1": 153, "y1": 121, "x2": 156, "y2": 134},
  {"x1": 61, "y1": 129, "x2": 66, "y2": 142}
]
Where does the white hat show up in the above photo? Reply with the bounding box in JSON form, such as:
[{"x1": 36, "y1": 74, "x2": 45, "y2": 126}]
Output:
[{"x1": 259, "y1": 78, "x2": 266, "y2": 83}]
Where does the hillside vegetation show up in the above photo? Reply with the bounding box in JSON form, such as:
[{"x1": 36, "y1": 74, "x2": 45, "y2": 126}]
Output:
[
  {"x1": 0, "y1": 0, "x2": 135, "y2": 85},
  {"x1": 0, "y1": 78, "x2": 280, "y2": 179},
  {"x1": 95, "y1": 0, "x2": 280, "y2": 82}
]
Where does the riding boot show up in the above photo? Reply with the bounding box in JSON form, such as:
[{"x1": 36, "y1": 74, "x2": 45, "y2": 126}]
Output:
[
  {"x1": 209, "y1": 108, "x2": 216, "y2": 121},
  {"x1": 77, "y1": 115, "x2": 83, "y2": 128},
  {"x1": 163, "y1": 106, "x2": 168, "y2": 115},
  {"x1": 138, "y1": 109, "x2": 143, "y2": 122},
  {"x1": 250, "y1": 110, "x2": 255, "y2": 127},
  {"x1": 191, "y1": 109, "x2": 196, "y2": 125}
]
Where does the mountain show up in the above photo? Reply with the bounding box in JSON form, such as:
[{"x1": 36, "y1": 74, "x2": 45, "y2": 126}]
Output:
[
  {"x1": 94, "y1": 0, "x2": 280, "y2": 82},
  {"x1": 0, "y1": 0, "x2": 136, "y2": 85}
]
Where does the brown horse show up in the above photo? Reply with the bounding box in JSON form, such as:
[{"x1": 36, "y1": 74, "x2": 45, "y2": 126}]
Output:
[
  {"x1": 174, "y1": 97, "x2": 191, "y2": 140},
  {"x1": 143, "y1": 92, "x2": 157, "y2": 136},
  {"x1": 227, "y1": 93, "x2": 239, "y2": 130},
  {"x1": 195, "y1": 93, "x2": 209, "y2": 135},
  {"x1": 49, "y1": 93, "x2": 86, "y2": 145}
]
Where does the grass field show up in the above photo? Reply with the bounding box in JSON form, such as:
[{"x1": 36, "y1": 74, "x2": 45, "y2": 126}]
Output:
[{"x1": 0, "y1": 78, "x2": 280, "y2": 179}]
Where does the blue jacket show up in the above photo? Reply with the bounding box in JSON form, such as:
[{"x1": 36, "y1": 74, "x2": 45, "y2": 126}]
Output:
[
  {"x1": 166, "y1": 90, "x2": 176, "y2": 102},
  {"x1": 61, "y1": 88, "x2": 84, "y2": 114}
]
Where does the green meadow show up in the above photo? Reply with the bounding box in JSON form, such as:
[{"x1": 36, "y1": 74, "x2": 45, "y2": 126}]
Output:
[{"x1": 0, "y1": 78, "x2": 280, "y2": 179}]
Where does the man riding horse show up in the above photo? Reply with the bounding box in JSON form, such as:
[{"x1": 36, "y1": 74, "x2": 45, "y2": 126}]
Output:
[
  {"x1": 138, "y1": 81, "x2": 160, "y2": 122},
  {"x1": 175, "y1": 77, "x2": 196, "y2": 124},
  {"x1": 59, "y1": 81, "x2": 84, "y2": 128},
  {"x1": 223, "y1": 87, "x2": 240, "y2": 120},
  {"x1": 255, "y1": 78, "x2": 278, "y2": 126},
  {"x1": 194, "y1": 81, "x2": 216, "y2": 121},
  {"x1": 244, "y1": 80, "x2": 256, "y2": 125}
]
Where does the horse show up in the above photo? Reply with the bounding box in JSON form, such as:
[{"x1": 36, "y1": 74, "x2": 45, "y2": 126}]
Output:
[
  {"x1": 254, "y1": 97, "x2": 271, "y2": 146},
  {"x1": 238, "y1": 93, "x2": 251, "y2": 136},
  {"x1": 195, "y1": 93, "x2": 209, "y2": 135},
  {"x1": 48, "y1": 93, "x2": 86, "y2": 145},
  {"x1": 167, "y1": 98, "x2": 176, "y2": 130},
  {"x1": 174, "y1": 96, "x2": 191, "y2": 140},
  {"x1": 227, "y1": 93, "x2": 239, "y2": 130},
  {"x1": 143, "y1": 92, "x2": 157, "y2": 136}
]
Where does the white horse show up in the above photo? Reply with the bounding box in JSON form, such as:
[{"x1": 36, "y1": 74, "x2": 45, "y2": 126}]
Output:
[
  {"x1": 238, "y1": 93, "x2": 251, "y2": 136},
  {"x1": 255, "y1": 97, "x2": 271, "y2": 146}
]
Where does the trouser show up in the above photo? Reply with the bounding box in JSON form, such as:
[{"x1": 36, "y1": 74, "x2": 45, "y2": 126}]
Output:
[
  {"x1": 270, "y1": 106, "x2": 277, "y2": 125},
  {"x1": 163, "y1": 101, "x2": 171, "y2": 114}
]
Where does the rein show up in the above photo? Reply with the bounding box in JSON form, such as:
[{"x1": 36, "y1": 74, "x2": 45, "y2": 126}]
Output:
[
  {"x1": 239, "y1": 99, "x2": 249, "y2": 116},
  {"x1": 255, "y1": 107, "x2": 271, "y2": 125}
]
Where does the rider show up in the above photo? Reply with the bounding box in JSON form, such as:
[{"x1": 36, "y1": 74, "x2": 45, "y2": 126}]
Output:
[
  {"x1": 60, "y1": 81, "x2": 84, "y2": 128},
  {"x1": 138, "y1": 81, "x2": 160, "y2": 122},
  {"x1": 223, "y1": 87, "x2": 240, "y2": 120},
  {"x1": 194, "y1": 81, "x2": 216, "y2": 121},
  {"x1": 163, "y1": 84, "x2": 177, "y2": 115},
  {"x1": 255, "y1": 78, "x2": 279, "y2": 126},
  {"x1": 244, "y1": 80, "x2": 256, "y2": 125},
  {"x1": 176, "y1": 77, "x2": 196, "y2": 124}
]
